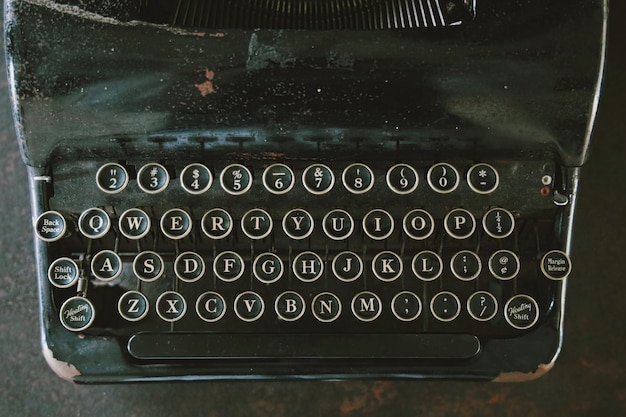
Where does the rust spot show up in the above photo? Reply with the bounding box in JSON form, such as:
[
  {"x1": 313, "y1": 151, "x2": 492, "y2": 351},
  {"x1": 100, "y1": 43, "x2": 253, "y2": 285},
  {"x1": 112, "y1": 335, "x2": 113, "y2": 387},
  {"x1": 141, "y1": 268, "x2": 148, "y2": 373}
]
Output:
[
  {"x1": 486, "y1": 392, "x2": 508, "y2": 404},
  {"x1": 195, "y1": 69, "x2": 217, "y2": 96},
  {"x1": 339, "y1": 381, "x2": 397, "y2": 415},
  {"x1": 493, "y1": 362, "x2": 554, "y2": 382}
]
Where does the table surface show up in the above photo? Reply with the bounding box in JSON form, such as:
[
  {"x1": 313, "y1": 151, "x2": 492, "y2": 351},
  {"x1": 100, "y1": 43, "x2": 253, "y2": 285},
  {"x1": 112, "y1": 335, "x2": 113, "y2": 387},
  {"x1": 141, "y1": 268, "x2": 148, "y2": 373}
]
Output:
[{"x1": 1, "y1": 2, "x2": 624, "y2": 416}]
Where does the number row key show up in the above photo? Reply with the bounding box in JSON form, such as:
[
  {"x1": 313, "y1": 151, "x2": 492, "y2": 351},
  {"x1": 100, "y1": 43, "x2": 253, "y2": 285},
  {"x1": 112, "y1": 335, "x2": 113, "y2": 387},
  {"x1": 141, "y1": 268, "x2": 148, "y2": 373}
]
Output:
[{"x1": 96, "y1": 162, "x2": 500, "y2": 195}]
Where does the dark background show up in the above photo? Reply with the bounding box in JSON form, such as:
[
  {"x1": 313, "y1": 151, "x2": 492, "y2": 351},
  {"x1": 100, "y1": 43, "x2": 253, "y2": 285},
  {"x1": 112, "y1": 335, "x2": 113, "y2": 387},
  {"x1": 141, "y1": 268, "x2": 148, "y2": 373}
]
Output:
[{"x1": 1, "y1": 1, "x2": 624, "y2": 416}]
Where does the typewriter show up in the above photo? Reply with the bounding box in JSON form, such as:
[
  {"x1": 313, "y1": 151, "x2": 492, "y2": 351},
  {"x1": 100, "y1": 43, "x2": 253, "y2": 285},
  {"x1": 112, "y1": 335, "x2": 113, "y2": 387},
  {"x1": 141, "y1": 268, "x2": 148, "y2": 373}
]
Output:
[{"x1": 4, "y1": 0, "x2": 607, "y2": 382}]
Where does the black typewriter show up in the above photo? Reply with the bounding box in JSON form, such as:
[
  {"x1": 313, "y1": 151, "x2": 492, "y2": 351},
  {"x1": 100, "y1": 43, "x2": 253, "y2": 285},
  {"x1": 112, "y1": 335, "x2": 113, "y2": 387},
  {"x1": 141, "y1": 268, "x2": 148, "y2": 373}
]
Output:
[{"x1": 4, "y1": 0, "x2": 607, "y2": 382}]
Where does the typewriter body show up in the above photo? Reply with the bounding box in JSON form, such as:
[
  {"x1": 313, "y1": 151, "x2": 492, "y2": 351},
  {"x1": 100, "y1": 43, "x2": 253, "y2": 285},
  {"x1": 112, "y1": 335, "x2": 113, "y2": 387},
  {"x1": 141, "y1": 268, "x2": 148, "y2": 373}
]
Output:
[{"x1": 4, "y1": 0, "x2": 607, "y2": 382}]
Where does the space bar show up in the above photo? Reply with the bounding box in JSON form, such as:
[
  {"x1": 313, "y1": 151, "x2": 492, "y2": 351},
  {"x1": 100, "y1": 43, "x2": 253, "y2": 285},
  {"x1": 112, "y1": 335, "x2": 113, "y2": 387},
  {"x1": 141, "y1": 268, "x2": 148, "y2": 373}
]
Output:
[{"x1": 127, "y1": 333, "x2": 481, "y2": 360}]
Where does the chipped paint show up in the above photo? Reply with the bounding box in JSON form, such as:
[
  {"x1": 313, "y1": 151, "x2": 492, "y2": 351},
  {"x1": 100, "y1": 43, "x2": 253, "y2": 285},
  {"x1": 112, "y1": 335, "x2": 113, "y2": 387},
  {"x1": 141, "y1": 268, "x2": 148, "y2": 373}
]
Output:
[
  {"x1": 42, "y1": 345, "x2": 81, "y2": 381},
  {"x1": 493, "y1": 362, "x2": 554, "y2": 382},
  {"x1": 195, "y1": 69, "x2": 217, "y2": 96}
]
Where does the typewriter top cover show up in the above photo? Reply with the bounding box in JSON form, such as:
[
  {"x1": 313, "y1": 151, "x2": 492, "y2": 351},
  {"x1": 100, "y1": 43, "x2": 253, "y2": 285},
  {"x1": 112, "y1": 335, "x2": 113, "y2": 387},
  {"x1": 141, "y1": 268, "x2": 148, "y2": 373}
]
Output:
[{"x1": 4, "y1": 0, "x2": 607, "y2": 382}]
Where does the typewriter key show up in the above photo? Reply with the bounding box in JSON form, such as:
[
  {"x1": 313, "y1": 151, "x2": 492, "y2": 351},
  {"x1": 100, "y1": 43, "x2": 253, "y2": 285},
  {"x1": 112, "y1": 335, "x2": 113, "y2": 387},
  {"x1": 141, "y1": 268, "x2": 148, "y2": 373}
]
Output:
[
  {"x1": 467, "y1": 291, "x2": 498, "y2": 322},
  {"x1": 467, "y1": 163, "x2": 499, "y2": 194},
  {"x1": 196, "y1": 292, "x2": 227, "y2": 322},
  {"x1": 431, "y1": 291, "x2": 461, "y2": 322},
  {"x1": 96, "y1": 163, "x2": 128, "y2": 194},
  {"x1": 156, "y1": 291, "x2": 187, "y2": 322},
  {"x1": 504, "y1": 295, "x2": 539, "y2": 330},
  {"x1": 263, "y1": 163, "x2": 295, "y2": 195},
  {"x1": 78, "y1": 208, "x2": 111, "y2": 239},
  {"x1": 59, "y1": 296, "x2": 95, "y2": 332},
  {"x1": 541, "y1": 250, "x2": 572, "y2": 281},
  {"x1": 35, "y1": 211, "x2": 67, "y2": 242},
  {"x1": 118, "y1": 291, "x2": 149, "y2": 322},
  {"x1": 180, "y1": 163, "x2": 212, "y2": 194},
  {"x1": 137, "y1": 163, "x2": 169, "y2": 194},
  {"x1": 48, "y1": 257, "x2": 79, "y2": 288}
]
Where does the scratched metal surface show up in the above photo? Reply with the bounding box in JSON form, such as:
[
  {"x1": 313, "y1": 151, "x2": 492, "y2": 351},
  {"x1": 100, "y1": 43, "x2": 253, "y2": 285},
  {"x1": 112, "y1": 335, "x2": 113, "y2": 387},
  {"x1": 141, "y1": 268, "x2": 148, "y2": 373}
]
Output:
[{"x1": 1, "y1": 1, "x2": 625, "y2": 416}]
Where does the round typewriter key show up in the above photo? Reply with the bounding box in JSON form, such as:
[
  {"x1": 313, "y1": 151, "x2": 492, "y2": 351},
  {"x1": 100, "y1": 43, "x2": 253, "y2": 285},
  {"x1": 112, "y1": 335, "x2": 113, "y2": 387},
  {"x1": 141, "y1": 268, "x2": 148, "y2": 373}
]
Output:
[
  {"x1": 48, "y1": 257, "x2": 79, "y2": 288},
  {"x1": 220, "y1": 163, "x2": 253, "y2": 195},
  {"x1": 467, "y1": 291, "x2": 498, "y2": 322},
  {"x1": 133, "y1": 251, "x2": 164, "y2": 282},
  {"x1": 174, "y1": 251, "x2": 206, "y2": 283},
  {"x1": 78, "y1": 208, "x2": 111, "y2": 239},
  {"x1": 467, "y1": 163, "x2": 499, "y2": 194},
  {"x1": 387, "y1": 163, "x2": 419, "y2": 194},
  {"x1": 282, "y1": 208, "x2": 314, "y2": 240},
  {"x1": 488, "y1": 250, "x2": 520, "y2": 280},
  {"x1": 196, "y1": 291, "x2": 227, "y2": 322},
  {"x1": 263, "y1": 163, "x2": 295, "y2": 195},
  {"x1": 342, "y1": 163, "x2": 374, "y2": 194},
  {"x1": 275, "y1": 291, "x2": 306, "y2": 322},
  {"x1": 302, "y1": 163, "x2": 334, "y2": 195},
  {"x1": 322, "y1": 209, "x2": 354, "y2": 240},
  {"x1": 253, "y1": 252, "x2": 284, "y2": 284},
  {"x1": 504, "y1": 294, "x2": 539, "y2": 330},
  {"x1": 156, "y1": 291, "x2": 187, "y2": 322},
  {"x1": 332, "y1": 251, "x2": 363, "y2": 282},
  {"x1": 201, "y1": 208, "x2": 233, "y2": 240},
  {"x1": 91, "y1": 250, "x2": 122, "y2": 281},
  {"x1": 59, "y1": 296, "x2": 95, "y2": 332},
  {"x1": 234, "y1": 291, "x2": 265, "y2": 322},
  {"x1": 411, "y1": 250, "x2": 443, "y2": 281},
  {"x1": 427, "y1": 163, "x2": 459, "y2": 194},
  {"x1": 541, "y1": 250, "x2": 572, "y2": 281},
  {"x1": 351, "y1": 291, "x2": 382, "y2": 322},
  {"x1": 450, "y1": 250, "x2": 482, "y2": 281},
  {"x1": 118, "y1": 291, "x2": 149, "y2": 322},
  {"x1": 35, "y1": 211, "x2": 66, "y2": 242},
  {"x1": 119, "y1": 208, "x2": 151, "y2": 240},
  {"x1": 444, "y1": 208, "x2": 476, "y2": 239},
  {"x1": 214, "y1": 251, "x2": 245, "y2": 282},
  {"x1": 430, "y1": 291, "x2": 461, "y2": 322},
  {"x1": 180, "y1": 163, "x2": 212, "y2": 194},
  {"x1": 137, "y1": 163, "x2": 169, "y2": 194},
  {"x1": 392, "y1": 291, "x2": 422, "y2": 321},
  {"x1": 372, "y1": 251, "x2": 403, "y2": 282},
  {"x1": 96, "y1": 162, "x2": 128, "y2": 194},
  {"x1": 403, "y1": 209, "x2": 435, "y2": 240},
  {"x1": 160, "y1": 208, "x2": 192, "y2": 240},
  {"x1": 241, "y1": 208, "x2": 273, "y2": 240},
  {"x1": 293, "y1": 251, "x2": 324, "y2": 282},
  {"x1": 312, "y1": 292, "x2": 342, "y2": 323},
  {"x1": 362, "y1": 209, "x2": 394, "y2": 240},
  {"x1": 482, "y1": 207, "x2": 515, "y2": 239}
]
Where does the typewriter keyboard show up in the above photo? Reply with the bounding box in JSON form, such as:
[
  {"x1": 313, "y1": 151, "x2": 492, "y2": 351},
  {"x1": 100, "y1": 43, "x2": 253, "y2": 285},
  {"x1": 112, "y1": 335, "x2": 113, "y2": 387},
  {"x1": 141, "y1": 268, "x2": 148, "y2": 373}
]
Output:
[{"x1": 35, "y1": 158, "x2": 571, "y2": 360}]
